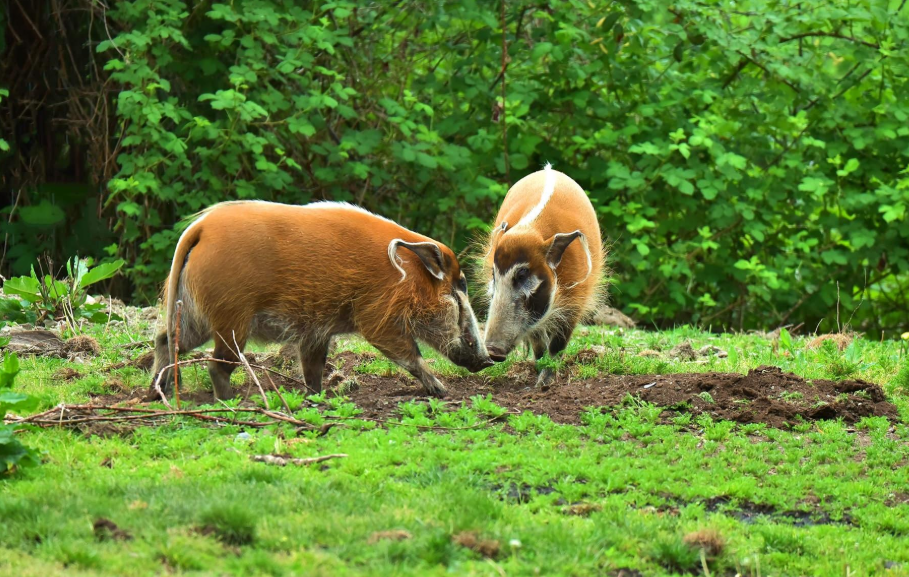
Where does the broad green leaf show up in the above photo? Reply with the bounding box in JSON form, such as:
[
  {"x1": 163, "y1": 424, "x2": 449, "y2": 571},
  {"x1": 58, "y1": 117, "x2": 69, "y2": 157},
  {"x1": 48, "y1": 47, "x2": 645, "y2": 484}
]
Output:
[
  {"x1": 80, "y1": 260, "x2": 126, "y2": 288},
  {"x1": 18, "y1": 201, "x2": 65, "y2": 226},
  {"x1": 2, "y1": 277, "x2": 41, "y2": 303}
]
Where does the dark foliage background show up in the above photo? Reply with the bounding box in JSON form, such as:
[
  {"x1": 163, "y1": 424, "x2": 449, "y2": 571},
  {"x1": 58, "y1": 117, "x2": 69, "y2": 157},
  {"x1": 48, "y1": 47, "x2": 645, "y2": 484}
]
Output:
[{"x1": 1, "y1": 0, "x2": 908, "y2": 335}]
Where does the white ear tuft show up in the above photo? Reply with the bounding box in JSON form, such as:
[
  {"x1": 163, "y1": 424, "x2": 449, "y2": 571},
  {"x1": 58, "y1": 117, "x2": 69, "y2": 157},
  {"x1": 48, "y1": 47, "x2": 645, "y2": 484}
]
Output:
[
  {"x1": 387, "y1": 239, "x2": 408, "y2": 282},
  {"x1": 388, "y1": 239, "x2": 446, "y2": 282}
]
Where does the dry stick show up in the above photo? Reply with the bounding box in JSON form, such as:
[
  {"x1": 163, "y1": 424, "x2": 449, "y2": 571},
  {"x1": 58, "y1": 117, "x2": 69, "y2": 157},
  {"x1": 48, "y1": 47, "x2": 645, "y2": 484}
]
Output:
[
  {"x1": 230, "y1": 331, "x2": 270, "y2": 408},
  {"x1": 150, "y1": 364, "x2": 174, "y2": 410},
  {"x1": 700, "y1": 549, "x2": 712, "y2": 577},
  {"x1": 262, "y1": 370, "x2": 292, "y2": 414},
  {"x1": 13, "y1": 405, "x2": 317, "y2": 430},
  {"x1": 149, "y1": 356, "x2": 317, "y2": 396},
  {"x1": 27, "y1": 413, "x2": 281, "y2": 429},
  {"x1": 836, "y1": 281, "x2": 842, "y2": 333},
  {"x1": 173, "y1": 300, "x2": 183, "y2": 409},
  {"x1": 13, "y1": 403, "x2": 511, "y2": 434},
  {"x1": 250, "y1": 454, "x2": 348, "y2": 467}
]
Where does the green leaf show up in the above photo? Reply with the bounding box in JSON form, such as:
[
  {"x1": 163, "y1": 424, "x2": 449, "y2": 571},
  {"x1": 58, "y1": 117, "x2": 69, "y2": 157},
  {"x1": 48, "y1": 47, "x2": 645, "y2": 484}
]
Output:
[
  {"x1": 779, "y1": 328, "x2": 793, "y2": 352},
  {"x1": 0, "y1": 392, "x2": 36, "y2": 411},
  {"x1": 2, "y1": 277, "x2": 41, "y2": 303},
  {"x1": 79, "y1": 259, "x2": 126, "y2": 288},
  {"x1": 599, "y1": 12, "x2": 621, "y2": 31},
  {"x1": 531, "y1": 42, "x2": 553, "y2": 61},
  {"x1": 837, "y1": 158, "x2": 860, "y2": 177},
  {"x1": 0, "y1": 353, "x2": 20, "y2": 389},
  {"x1": 18, "y1": 201, "x2": 65, "y2": 226}
]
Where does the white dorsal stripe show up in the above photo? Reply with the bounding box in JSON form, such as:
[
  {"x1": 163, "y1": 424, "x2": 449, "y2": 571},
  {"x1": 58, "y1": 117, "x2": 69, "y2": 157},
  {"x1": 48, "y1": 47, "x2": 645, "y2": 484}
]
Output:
[{"x1": 514, "y1": 162, "x2": 555, "y2": 229}]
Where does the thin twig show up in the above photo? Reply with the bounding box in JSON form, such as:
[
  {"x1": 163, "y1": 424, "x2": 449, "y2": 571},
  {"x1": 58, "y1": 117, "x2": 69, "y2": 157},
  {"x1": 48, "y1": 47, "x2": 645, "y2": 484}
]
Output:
[
  {"x1": 262, "y1": 370, "x2": 292, "y2": 414},
  {"x1": 10, "y1": 404, "x2": 318, "y2": 430},
  {"x1": 173, "y1": 300, "x2": 183, "y2": 408},
  {"x1": 150, "y1": 361, "x2": 174, "y2": 410},
  {"x1": 231, "y1": 331, "x2": 269, "y2": 408},
  {"x1": 778, "y1": 31, "x2": 879, "y2": 50}
]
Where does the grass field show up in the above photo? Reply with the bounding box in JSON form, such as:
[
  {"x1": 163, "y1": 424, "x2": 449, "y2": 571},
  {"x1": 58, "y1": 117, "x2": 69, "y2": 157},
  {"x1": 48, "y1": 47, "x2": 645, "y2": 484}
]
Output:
[{"x1": 3, "y1": 313, "x2": 909, "y2": 576}]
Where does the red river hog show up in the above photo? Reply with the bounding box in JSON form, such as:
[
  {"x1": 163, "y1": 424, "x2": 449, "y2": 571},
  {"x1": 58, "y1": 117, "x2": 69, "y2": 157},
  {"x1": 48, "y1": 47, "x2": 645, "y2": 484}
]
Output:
[
  {"x1": 482, "y1": 164, "x2": 605, "y2": 387},
  {"x1": 150, "y1": 200, "x2": 493, "y2": 400}
]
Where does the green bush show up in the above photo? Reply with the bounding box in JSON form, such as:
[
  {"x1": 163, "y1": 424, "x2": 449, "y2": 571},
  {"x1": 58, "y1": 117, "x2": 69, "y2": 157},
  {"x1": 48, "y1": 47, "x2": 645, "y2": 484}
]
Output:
[
  {"x1": 0, "y1": 351, "x2": 39, "y2": 476},
  {"x1": 1, "y1": 257, "x2": 125, "y2": 331},
  {"x1": 3, "y1": 0, "x2": 909, "y2": 334}
]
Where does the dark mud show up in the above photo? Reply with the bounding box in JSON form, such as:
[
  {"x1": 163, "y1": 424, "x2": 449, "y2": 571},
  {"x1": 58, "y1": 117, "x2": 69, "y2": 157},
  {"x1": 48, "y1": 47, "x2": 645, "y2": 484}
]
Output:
[
  {"x1": 102, "y1": 350, "x2": 898, "y2": 430},
  {"x1": 330, "y1": 360, "x2": 897, "y2": 429}
]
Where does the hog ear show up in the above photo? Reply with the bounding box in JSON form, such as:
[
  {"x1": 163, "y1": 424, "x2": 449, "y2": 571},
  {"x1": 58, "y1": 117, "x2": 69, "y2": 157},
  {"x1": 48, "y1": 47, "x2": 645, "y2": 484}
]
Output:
[
  {"x1": 483, "y1": 221, "x2": 508, "y2": 260},
  {"x1": 387, "y1": 239, "x2": 445, "y2": 282},
  {"x1": 545, "y1": 230, "x2": 585, "y2": 270}
]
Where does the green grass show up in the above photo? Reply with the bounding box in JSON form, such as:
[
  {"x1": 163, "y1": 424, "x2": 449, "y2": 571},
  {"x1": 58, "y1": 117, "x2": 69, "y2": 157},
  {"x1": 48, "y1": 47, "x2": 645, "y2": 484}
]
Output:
[{"x1": 4, "y1": 318, "x2": 909, "y2": 576}]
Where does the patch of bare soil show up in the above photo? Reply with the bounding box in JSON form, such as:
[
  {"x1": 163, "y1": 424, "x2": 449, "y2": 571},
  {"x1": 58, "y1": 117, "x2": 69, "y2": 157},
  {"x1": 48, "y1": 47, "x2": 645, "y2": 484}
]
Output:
[
  {"x1": 451, "y1": 531, "x2": 500, "y2": 558},
  {"x1": 103, "y1": 351, "x2": 896, "y2": 430},
  {"x1": 331, "y1": 362, "x2": 896, "y2": 429},
  {"x1": 93, "y1": 518, "x2": 133, "y2": 542}
]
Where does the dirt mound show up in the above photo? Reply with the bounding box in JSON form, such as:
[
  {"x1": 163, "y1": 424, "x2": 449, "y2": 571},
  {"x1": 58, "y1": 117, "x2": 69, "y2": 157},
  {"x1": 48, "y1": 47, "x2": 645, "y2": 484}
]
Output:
[
  {"x1": 334, "y1": 363, "x2": 896, "y2": 429},
  {"x1": 583, "y1": 304, "x2": 636, "y2": 328}
]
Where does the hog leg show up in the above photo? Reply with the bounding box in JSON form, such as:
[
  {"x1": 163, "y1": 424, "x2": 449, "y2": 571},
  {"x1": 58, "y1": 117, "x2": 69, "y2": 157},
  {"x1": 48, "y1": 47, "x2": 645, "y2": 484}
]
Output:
[
  {"x1": 529, "y1": 336, "x2": 555, "y2": 390},
  {"x1": 368, "y1": 335, "x2": 447, "y2": 398},
  {"x1": 535, "y1": 318, "x2": 579, "y2": 389},
  {"x1": 148, "y1": 305, "x2": 207, "y2": 399},
  {"x1": 209, "y1": 329, "x2": 250, "y2": 401},
  {"x1": 298, "y1": 339, "x2": 330, "y2": 394}
]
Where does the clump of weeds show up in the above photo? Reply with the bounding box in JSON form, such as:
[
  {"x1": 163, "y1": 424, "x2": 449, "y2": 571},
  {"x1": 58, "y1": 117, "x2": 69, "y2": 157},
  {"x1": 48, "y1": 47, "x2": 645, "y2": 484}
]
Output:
[{"x1": 198, "y1": 504, "x2": 257, "y2": 546}]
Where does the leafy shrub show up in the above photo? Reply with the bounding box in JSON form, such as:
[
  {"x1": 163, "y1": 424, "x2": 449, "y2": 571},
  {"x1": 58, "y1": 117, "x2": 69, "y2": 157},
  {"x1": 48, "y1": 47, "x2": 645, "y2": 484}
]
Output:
[
  {"x1": 1, "y1": 257, "x2": 125, "y2": 330},
  {"x1": 4, "y1": 0, "x2": 909, "y2": 334},
  {"x1": 0, "y1": 352, "x2": 39, "y2": 476},
  {"x1": 819, "y1": 340, "x2": 875, "y2": 380},
  {"x1": 891, "y1": 361, "x2": 909, "y2": 393}
]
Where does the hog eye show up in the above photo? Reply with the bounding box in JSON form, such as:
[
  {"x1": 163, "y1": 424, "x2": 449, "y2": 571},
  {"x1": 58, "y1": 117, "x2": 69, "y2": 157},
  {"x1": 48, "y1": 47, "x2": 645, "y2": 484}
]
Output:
[
  {"x1": 457, "y1": 276, "x2": 467, "y2": 294},
  {"x1": 514, "y1": 268, "x2": 529, "y2": 285}
]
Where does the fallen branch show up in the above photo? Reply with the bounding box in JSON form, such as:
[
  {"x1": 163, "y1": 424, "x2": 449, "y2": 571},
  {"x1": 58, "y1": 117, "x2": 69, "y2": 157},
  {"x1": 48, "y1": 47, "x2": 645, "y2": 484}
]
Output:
[
  {"x1": 250, "y1": 453, "x2": 348, "y2": 467},
  {"x1": 8, "y1": 403, "x2": 322, "y2": 431}
]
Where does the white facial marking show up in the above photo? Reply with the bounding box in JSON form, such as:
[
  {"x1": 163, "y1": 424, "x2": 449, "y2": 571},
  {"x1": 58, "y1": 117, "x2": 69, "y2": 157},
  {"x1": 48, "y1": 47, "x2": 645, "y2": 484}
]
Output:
[
  {"x1": 484, "y1": 264, "x2": 547, "y2": 346},
  {"x1": 514, "y1": 162, "x2": 555, "y2": 229}
]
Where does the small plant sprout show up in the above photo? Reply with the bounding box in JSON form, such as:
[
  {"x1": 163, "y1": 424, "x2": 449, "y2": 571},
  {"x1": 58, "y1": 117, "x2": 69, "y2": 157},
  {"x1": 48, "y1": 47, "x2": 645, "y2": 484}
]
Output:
[
  {"x1": 469, "y1": 394, "x2": 508, "y2": 418},
  {"x1": 778, "y1": 327, "x2": 794, "y2": 353},
  {"x1": 697, "y1": 391, "x2": 715, "y2": 404}
]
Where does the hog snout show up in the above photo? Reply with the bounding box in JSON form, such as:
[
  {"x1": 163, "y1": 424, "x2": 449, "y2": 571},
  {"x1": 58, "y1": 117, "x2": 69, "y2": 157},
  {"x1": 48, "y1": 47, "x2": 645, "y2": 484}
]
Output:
[
  {"x1": 447, "y1": 344, "x2": 495, "y2": 373},
  {"x1": 486, "y1": 344, "x2": 509, "y2": 362},
  {"x1": 466, "y1": 356, "x2": 496, "y2": 372}
]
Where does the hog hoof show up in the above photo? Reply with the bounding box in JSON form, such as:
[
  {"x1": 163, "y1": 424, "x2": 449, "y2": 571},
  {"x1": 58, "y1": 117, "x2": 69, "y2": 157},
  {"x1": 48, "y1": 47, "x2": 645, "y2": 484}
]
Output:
[
  {"x1": 425, "y1": 387, "x2": 448, "y2": 398},
  {"x1": 536, "y1": 367, "x2": 555, "y2": 390}
]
